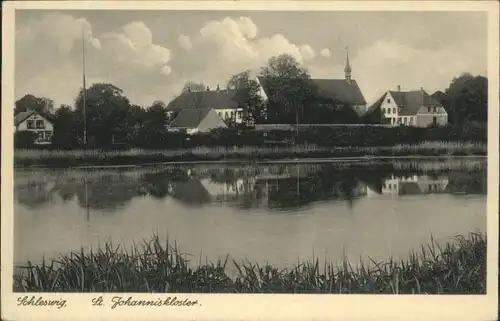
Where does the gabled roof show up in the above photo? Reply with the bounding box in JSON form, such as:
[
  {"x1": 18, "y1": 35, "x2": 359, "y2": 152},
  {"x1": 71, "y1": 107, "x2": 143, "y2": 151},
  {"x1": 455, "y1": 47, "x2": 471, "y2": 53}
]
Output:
[
  {"x1": 388, "y1": 90, "x2": 442, "y2": 116},
  {"x1": 14, "y1": 109, "x2": 56, "y2": 126},
  {"x1": 166, "y1": 89, "x2": 239, "y2": 113},
  {"x1": 14, "y1": 110, "x2": 35, "y2": 126},
  {"x1": 168, "y1": 179, "x2": 212, "y2": 206},
  {"x1": 170, "y1": 108, "x2": 212, "y2": 128},
  {"x1": 257, "y1": 76, "x2": 367, "y2": 105},
  {"x1": 364, "y1": 92, "x2": 388, "y2": 116},
  {"x1": 398, "y1": 182, "x2": 423, "y2": 195}
]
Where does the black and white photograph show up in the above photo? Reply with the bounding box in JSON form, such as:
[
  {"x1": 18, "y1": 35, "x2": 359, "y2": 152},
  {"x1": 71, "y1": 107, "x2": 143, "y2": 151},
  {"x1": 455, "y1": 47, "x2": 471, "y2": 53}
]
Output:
[{"x1": 2, "y1": 1, "x2": 499, "y2": 320}]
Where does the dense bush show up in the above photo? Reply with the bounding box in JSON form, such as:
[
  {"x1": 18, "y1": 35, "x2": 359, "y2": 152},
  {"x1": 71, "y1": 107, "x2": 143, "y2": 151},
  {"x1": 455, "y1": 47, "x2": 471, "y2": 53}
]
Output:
[
  {"x1": 23, "y1": 122, "x2": 487, "y2": 151},
  {"x1": 14, "y1": 131, "x2": 37, "y2": 148}
]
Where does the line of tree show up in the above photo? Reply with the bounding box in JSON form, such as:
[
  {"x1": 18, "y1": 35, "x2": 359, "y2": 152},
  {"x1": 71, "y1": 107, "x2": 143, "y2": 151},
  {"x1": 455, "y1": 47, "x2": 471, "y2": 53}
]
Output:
[{"x1": 14, "y1": 54, "x2": 487, "y2": 149}]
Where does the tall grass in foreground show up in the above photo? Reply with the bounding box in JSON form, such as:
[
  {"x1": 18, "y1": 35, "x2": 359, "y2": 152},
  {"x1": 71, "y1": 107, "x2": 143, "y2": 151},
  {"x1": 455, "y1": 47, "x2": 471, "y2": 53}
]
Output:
[{"x1": 13, "y1": 232, "x2": 486, "y2": 294}]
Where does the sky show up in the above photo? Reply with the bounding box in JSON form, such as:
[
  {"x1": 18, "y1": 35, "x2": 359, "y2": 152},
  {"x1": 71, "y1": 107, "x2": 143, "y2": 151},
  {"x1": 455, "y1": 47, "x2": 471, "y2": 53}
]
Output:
[{"x1": 15, "y1": 9, "x2": 488, "y2": 108}]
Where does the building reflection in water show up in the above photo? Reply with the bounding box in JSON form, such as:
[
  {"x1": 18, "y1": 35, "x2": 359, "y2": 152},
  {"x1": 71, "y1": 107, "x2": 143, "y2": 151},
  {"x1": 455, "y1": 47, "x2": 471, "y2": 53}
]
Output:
[
  {"x1": 367, "y1": 174, "x2": 449, "y2": 197},
  {"x1": 14, "y1": 163, "x2": 486, "y2": 214}
]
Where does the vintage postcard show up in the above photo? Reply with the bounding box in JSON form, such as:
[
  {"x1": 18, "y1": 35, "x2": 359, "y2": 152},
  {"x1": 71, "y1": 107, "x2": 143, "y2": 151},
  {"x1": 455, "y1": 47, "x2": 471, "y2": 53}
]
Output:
[{"x1": 1, "y1": 1, "x2": 499, "y2": 320}]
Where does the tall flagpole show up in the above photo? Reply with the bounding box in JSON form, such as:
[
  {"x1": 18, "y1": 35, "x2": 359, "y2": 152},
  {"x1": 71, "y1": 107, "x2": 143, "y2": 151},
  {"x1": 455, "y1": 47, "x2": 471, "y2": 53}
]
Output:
[
  {"x1": 82, "y1": 25, "x2": 87, "y2": 146},
  {"x1": 82, "y1": 26, "x2": 90, "y2": 223}
]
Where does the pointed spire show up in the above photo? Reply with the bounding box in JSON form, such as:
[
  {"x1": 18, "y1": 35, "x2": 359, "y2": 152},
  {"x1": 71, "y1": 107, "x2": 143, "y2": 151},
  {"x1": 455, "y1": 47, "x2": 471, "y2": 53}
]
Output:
[{"x1": 344, "y1": 46, "x2": 352, "y2": 82}]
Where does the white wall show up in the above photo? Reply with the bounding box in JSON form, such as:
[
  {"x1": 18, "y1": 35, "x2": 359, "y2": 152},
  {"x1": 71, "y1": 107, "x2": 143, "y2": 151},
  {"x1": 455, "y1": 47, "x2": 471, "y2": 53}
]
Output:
[
  {"x1": 416, "y1": 106, "x2": 448, "y2": 127},
  {"x1": 198, "y1": 109, "x2": 228, "y2": 132},
  {"x1": 379, "y1": 92, "x2": 401, "y2": 125},
  {"x1": 215, "y1": 108, "x2": 245, "y2": 124},
  {"x1": 16, "y1": 113, "x2": 54, "y2": 144}
]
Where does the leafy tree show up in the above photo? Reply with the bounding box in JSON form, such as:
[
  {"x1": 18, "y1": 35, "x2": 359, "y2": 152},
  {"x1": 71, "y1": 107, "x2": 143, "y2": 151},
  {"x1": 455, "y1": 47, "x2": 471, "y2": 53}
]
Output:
[
  {"x1": 182, "y1": 81, "x2": 207, "y2": 92},
  {"x1": 144, "y1": 100, "x2": 169, "y2": 129},
  {"x1": 258, "y1": 54, "x2": 319, "y2": 124},
  {"x1": 51, "y1": 104, "x2": 79, "y2": 148},
  {"x1": 442, "y1": 73, "x2": 488, "y2": 125},
  {"x1": 15, "y1": 94, "x2": 55, "y2": 115},
  {"x1": 227, "y1": 70, "x2": 265, "y2": 124},
  {"x1": 74, "y1": 83, "x2": 133, "y2": 147}
]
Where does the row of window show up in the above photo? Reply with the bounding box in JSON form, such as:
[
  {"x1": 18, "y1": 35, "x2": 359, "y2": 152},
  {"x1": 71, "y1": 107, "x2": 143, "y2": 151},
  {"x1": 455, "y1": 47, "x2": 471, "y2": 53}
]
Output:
[
  {"x1": 389, "y1": 117, "x2": 415, "y2": 125},
  {"x1": 34, "y1": 131, "x2": 52, "y2": 143},
  {"x1": 26, "y1": 119, "x2": 46, "y2": 129},
  {"x1": 383, "y1": 106, "x2": 439, "y2": 114},
  {"x1": 384, "y1": 182, "x2": 441, "y2": 191},
  {"x1": 218, "y1": 110, "x2": 243, "y2": 120}
]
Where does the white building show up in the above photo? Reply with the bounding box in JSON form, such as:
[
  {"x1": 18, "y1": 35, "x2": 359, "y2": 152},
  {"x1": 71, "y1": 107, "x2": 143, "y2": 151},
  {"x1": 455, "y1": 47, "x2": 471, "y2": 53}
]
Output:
[
  {"x1": 14, "y1": 110, "x2": 54, "y2": 144},
  {"x1": 166, "y1": 85, "x2": 246, "y2": 125},
  {"x1": 365, "y1": 86, "x2": 448, "y2": 127}
]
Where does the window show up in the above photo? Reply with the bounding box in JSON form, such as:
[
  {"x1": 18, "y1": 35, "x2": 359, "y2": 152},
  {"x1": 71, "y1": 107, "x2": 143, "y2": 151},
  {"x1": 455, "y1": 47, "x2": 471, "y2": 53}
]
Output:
[
  {"x1": 27, "y1": 120, "x2": 34, "y2": 129},
  {"x1": 403, "y1": 117, "x2": 407, "y2": 125},
  {"x1": 218, "y1": 112, "x2": 222, "y2": 117},
  {"x1": 237, "y1": 111, "x2": 243, "y2": 119},
  {"x1": 224, "y1": 111, "x2": 228, "y2": 119},
  {"x1": 393, "y1": 108, "x2": 396, "y2": 114},
  {"x1": 409, "y1": 117, "x2": 413, "y2": 125},
  {"x1": 35, "y1": 132, "x2": 44, "y2": 143},
  {"x1": 44, "y1": 131, "x2": 52, "y2": 142},
  {"x1": 428, "y1": 107, "x2": 431, "y2": 112},
  {"x1": 433, "y1": 107, "x2": 437, "y2": 113},
  {"x1": 231, "y1": 111, "x2": 235, "y2": 119},
  {"x1": 36, "y1": 120, "x2": 45, "y2": 129}
]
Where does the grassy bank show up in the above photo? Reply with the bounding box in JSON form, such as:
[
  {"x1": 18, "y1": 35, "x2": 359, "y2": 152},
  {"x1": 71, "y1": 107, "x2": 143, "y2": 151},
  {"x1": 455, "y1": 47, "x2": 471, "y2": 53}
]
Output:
[
  {"x1": 15, "y1": 141, "x2": 486, "y2": 168},
  {"x1": 13, "y1": 232, "x2": 485, "y2": 294}
]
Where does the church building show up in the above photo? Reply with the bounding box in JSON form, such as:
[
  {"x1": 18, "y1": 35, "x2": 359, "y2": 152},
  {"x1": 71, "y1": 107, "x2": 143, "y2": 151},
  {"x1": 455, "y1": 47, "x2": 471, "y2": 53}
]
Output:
[{"x1": 256, "y1": 48, "x2": 367, "y2": 116}]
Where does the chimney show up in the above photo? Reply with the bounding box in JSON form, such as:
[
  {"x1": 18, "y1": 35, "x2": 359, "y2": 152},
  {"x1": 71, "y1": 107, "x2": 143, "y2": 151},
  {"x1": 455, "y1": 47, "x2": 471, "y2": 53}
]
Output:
[
  {"x1": 206, "y1": 85, "x2": 210, "y2": 91},
  {"x1": 397, "y1": 85, "x2": 401, "y2": 92}
]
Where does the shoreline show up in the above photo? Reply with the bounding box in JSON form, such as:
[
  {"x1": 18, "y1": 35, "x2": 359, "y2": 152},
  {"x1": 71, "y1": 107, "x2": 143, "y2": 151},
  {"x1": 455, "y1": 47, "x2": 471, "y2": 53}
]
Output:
[
  {"x1": 13, "y1": 232, "x2": 486, "y2": 294},
  {"x1": 14, "y1": 154, "x2": 487, "y2": 170},
  {"x1": 14, "y1": 143, "x2": 487, "y2": 168}
]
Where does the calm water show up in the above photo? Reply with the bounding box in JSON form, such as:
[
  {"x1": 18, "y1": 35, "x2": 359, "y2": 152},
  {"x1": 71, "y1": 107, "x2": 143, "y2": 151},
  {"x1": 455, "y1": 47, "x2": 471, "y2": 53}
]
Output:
[{"x1": 14, "y1": 159, "x2": 487, "y2": 269}]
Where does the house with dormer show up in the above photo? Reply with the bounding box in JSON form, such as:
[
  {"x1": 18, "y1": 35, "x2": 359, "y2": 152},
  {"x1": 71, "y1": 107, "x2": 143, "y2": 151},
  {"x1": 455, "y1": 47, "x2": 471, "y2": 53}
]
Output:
[
  {"x1": 14, "y1": 110, "x2": 55, "y2": 144},
  {"x1": 365, "y1": 86, "x2": 448, "y2": 127}
]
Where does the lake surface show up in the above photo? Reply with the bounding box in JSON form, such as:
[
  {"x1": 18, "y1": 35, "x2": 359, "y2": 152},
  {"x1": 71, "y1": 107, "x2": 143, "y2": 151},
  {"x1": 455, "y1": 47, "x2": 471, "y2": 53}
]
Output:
[{"x1": 14, "y1": 158, "x2": 487, "y2": 270}]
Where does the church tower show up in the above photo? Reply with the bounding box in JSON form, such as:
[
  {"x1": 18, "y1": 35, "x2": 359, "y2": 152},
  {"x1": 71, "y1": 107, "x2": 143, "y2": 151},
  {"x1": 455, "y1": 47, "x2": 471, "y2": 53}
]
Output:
[{"x1": 344, "y1": 47, "x2": 352, "y2": 82}]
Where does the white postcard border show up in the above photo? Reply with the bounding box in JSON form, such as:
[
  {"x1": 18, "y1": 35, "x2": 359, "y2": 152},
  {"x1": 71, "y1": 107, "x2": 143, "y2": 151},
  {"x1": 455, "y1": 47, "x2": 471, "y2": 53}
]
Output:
[{"x1": 2, "y1": 1, "x2": 499, "y2": 320}]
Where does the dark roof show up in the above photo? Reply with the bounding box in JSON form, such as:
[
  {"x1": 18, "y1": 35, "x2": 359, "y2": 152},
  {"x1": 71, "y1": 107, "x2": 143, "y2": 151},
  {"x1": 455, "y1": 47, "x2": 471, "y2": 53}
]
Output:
[
  {"x1": 398, "y1": 182, "x2": 423, "y2": 195},
  {"x1": 168, "y1": 179, "x2": 212, "y2": 206},
  {"x1": 257, "y1": 76, "x2": 367, "y2": 105},
  {"x1": 170, "y1": 108, "x2": 212, "y2": 128},
  {"x1": 14, "y1": 111, "x2": 35, "y2": 126},
  {"x1": 388, "y1": 90, "x2": 442, "y2": 116},
  {"x1": 14, "y1": 110, "x2": 56, "y2": 126},
  {"x1": 166, "y1": 89, "x2": 239, "y2": 113},
  {"x1": 364, "y1": 92, "x2": 388, "y2": 116}
]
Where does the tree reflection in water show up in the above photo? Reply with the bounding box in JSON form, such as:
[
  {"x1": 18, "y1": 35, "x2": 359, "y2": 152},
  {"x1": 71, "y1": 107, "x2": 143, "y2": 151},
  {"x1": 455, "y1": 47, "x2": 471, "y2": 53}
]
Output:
[{"x1": 14, "y1": 162, "x2": 487, "y2": 214}]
